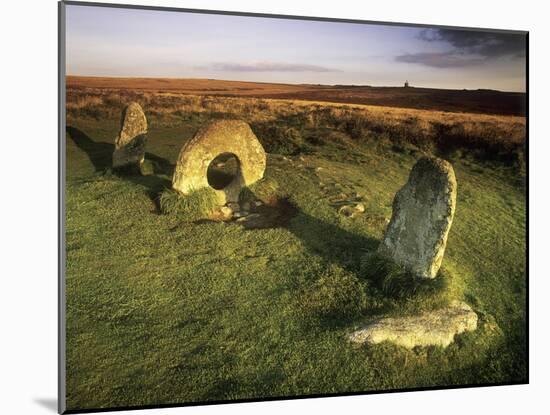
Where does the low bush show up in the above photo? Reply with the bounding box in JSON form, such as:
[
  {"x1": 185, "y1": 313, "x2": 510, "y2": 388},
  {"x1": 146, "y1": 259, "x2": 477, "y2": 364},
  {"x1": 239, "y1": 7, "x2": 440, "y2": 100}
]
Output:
[{"x1": 251, "y1": 123, "x2": 308, "y2": 155}]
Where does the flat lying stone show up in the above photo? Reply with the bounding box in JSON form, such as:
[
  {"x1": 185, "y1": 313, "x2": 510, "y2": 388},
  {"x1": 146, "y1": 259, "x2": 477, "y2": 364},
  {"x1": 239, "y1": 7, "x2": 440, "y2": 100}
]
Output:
[{"x1": 349, "y1": 301, "x2": 477, "y2": 349}]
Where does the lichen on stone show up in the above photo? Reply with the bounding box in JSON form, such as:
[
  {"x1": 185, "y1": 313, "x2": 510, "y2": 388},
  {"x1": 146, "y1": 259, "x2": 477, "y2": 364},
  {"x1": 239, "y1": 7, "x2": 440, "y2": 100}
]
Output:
[
  {"x1": 377, "y1": 156, "x2": 457, "y2": 279},
  {"x1": 173, "y1": 119, "x2": 266, "y2": 205},
  {"x1": 349, "y1": 301, "x2": 478, "y2": 349},
  {"x1": 112, "y1": 102, "x2": 148, "y2": 170}
]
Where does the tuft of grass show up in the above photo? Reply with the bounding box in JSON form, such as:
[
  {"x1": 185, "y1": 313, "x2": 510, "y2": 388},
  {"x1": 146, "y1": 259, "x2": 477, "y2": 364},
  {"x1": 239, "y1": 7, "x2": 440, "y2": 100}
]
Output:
[
  {"x1": 159, "y1": 187, "x2": 219, "y2": 220},
  {"x1": 300, "y1": 265, "x2": 368, "y2": 322},
  {"x1": 360, "y1": 253, "x2": 448, "y2": 299}
]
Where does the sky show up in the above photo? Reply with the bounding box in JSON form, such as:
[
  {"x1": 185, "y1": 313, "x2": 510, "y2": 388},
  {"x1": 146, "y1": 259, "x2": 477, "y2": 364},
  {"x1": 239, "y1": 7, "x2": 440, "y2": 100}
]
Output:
[{"x1": 65, "y1": 4, "x2": 527, "y2": 92}]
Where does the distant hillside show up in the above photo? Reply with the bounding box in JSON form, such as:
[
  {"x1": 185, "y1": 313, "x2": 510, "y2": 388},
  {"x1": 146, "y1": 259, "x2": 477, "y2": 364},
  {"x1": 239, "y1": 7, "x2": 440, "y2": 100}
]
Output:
[{"x1": 67, "y1": 76, "x2": 527, "y2": 116}]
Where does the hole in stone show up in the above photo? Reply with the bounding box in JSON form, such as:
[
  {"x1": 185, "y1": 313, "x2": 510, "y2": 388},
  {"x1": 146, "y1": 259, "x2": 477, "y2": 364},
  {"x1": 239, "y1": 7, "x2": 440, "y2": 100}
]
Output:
[{"x1": 207, "y1": 153, "x2": 240, "y2": 190}]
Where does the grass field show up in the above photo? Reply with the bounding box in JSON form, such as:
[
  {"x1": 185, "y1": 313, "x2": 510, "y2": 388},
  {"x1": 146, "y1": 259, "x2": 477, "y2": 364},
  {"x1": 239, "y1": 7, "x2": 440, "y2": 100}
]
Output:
[{"x1": 65, "y1": 82, "x2": 527, "y2": 411}]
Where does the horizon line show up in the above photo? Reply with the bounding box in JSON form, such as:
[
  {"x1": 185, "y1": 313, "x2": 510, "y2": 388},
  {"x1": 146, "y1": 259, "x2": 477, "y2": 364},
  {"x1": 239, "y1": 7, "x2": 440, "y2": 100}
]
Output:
[{"x1": 65, "y1": 74, "x2": 526, "y2": 94}]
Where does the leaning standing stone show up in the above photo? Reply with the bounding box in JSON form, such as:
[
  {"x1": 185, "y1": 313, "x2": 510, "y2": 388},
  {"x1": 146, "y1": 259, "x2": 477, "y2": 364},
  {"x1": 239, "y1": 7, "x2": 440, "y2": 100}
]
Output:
[
  {"x1": 378, "y1": 157, "x2": 457, "y2": 279},
  {"x1": 112, "y1": 102, "x2": 148, "y2": 169}
]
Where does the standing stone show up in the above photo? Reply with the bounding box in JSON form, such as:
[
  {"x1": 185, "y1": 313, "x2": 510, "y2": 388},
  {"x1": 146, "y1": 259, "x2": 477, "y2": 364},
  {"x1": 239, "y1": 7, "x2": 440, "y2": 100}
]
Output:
[
  {"x1": 112, "y1": 102, "x2": 148, "y2": 169},
  {"x1": 378, "y1": 157, "x2": 457, "y2": 279},
  {"x1": 172, "y1": 120, "x2": 266, "y2": 205}
]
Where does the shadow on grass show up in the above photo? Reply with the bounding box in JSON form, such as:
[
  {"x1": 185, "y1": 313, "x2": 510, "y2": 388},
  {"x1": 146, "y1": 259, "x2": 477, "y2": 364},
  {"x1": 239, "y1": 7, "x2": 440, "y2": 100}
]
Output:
[
  {"x1": 287, "y1": 210, "x2": 378, "y2": 274},
  {"x1": 66, "y1": 126, "x2": 174, "y2": 208},
  {"x1": 66, "y1": 126, "x2": 113, "y2": 171}
]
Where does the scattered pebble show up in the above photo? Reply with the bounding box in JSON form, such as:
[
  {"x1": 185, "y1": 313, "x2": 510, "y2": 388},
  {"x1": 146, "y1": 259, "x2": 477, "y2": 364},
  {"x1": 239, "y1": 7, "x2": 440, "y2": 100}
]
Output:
[
  {"x1": 338, "y1": 205, "x2": 356, "y2": 218},
  {"x1": 354, "y1": 203, "x2": 366, "y2": 213},
  {"x1": 227, "y1": 202, "x2": 240, "y2": 211},
  {"x1": 220, "y1": 206, "x2": 233, "y2": 217},
  {"x1": 234, "y1": 211, "x2": 249, "y2": 218}
]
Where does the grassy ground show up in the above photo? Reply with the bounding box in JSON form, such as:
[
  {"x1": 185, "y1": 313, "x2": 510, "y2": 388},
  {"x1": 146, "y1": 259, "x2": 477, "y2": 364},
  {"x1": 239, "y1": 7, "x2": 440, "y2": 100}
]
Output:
[{"x1": 65, "y1": 96, "x2": 526, "y2": 411}]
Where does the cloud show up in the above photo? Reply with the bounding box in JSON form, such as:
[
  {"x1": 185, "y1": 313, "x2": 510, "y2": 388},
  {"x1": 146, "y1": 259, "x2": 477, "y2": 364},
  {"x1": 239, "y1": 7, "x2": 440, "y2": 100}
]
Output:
[
  {"x1": 395, "y1": 51, "x2": 484, "y2": 68},
  {"x1": 198, "y1": 61, "x2": 341, "y2": 73},
  {"x1": 418, "y1": 29, "x2": 526, "y2": 58},
  {"x1": 396, "y1": 28, "x2": 526, "y2": 68}
]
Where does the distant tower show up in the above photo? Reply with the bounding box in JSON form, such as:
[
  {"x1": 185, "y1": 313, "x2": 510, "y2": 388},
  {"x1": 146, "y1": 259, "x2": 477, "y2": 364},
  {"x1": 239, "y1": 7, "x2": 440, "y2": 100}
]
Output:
[{"x1": 404, "y1": 80, "x2": 410, "y2": 88}]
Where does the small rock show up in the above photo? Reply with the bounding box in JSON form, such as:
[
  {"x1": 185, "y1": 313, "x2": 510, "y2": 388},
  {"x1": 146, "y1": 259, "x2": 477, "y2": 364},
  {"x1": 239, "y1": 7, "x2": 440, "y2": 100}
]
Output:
[
  {"x1": 315, "y1": 167, "x2": 324, "y2": 172},
  {"x1": 253, "y1": 200, "x2": 263, "y2": 207},
  {"x1": 233, "y1": 211, "x2": 249, "y2": 218},
  {"x1": 354, "y1": 203, "x2": 366, "y2": 213},
  {"x1": 227, "y1": 202, "x2": 240, "y2": 211},
  {"x1": 220, "y1": 206, "x2": 233, "y2": 217},
  {"x1": 338, "y1": 205, "x2": 356, "y2": 218},
  {"x1": 241, "y1": 202, "x2": 251, "y2": 211}
]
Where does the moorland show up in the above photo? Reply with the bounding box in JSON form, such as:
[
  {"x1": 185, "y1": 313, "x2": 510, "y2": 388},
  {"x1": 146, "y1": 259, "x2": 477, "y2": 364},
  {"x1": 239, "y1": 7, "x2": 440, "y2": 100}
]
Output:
[{"x1": 65, "y1": 77, "x2": 526, "y2": 411}]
